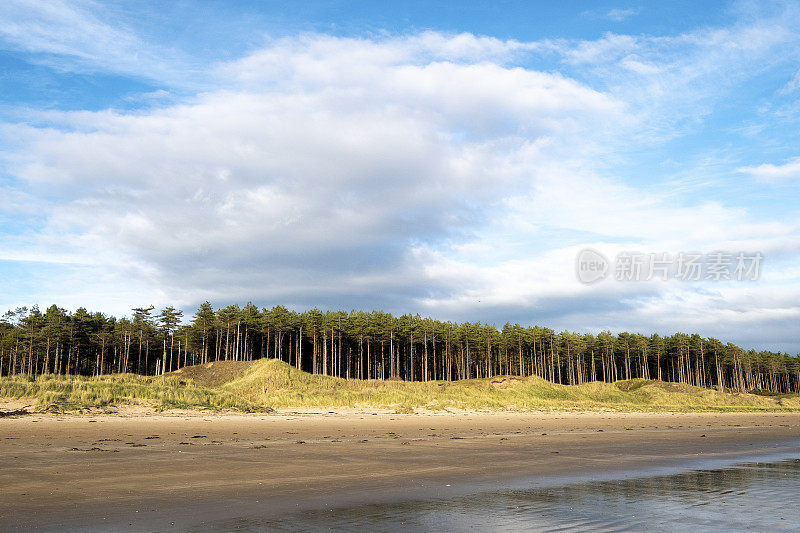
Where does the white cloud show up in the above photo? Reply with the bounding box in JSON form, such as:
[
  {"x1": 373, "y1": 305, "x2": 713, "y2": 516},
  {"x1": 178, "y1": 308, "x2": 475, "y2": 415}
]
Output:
[
  {"x1": 780, "y1": 69, "x2": 800, "y2": 94},
  {"x1": 1, "y1": 33, "x2": 624, "y2": 311},
  {"x1": 738, "y1": 158, "x2": 800, "y2": 182},
  {"x1": 0, "y1": 0, "x2": 192, "y2": 85},
  {"x1": 557, "y1": 33, "x2": 640, "y2": 65},
  {"x1": 606, "y1": 8, "x2": 639, "y2": 22},
  {"x1": 539, "y1": 16, "x2": 799, "y2": 146},
  {"x1": 0, "y1": 0, "x2": 135, "y2": 59},
  {"x1": 1, "y1": 22, "x2": 800, "y2": 350}
]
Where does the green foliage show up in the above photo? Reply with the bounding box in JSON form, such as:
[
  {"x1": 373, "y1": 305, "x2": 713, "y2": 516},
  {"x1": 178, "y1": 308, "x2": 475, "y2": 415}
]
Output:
[{"x1": 2, "y1": 302, "x2": 799, "y2": 396}]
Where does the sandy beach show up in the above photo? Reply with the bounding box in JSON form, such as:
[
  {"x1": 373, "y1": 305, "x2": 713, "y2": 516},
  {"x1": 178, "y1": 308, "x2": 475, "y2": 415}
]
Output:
[{"x1": 2, "y1": 409, "x2": 799, "y2": 531}]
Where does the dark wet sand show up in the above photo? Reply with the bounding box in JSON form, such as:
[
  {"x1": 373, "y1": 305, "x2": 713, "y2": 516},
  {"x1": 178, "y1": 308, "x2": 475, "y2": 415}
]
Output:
[{"x1": 1, "y1": 410, "x2": 799, "y2": 531}]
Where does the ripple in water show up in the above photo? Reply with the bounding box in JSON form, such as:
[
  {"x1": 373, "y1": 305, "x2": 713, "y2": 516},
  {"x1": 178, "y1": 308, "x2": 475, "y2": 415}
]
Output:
[{"x1": 197, "y1": 459, "x2": 800, "y2": 532}]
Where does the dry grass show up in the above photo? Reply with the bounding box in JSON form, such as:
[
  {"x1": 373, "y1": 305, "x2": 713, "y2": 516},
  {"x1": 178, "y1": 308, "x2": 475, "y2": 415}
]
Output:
[
  {"x1": 0, "y1": 372, "x2": 263, "y2": 412},
  {"x1": 2, "y1": 359, "x2": 799, "y2": 413},
  {"x1": 171, "y1": 360, "x2": 255, "y2": 387},
  {"x1": 220, "y1": 360, "x2": 800, "y2": 412}
]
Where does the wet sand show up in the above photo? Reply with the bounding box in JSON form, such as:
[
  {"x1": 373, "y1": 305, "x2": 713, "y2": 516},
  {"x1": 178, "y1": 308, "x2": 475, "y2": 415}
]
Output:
[{"x1": 1, "y1": 409, "x2": 799, "y2": 531}]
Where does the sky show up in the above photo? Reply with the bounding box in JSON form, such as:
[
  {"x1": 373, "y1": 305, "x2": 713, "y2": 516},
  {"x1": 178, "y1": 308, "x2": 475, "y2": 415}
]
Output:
[{"x1": 1, "y1": 0, "x2": 799, "y2": 352}]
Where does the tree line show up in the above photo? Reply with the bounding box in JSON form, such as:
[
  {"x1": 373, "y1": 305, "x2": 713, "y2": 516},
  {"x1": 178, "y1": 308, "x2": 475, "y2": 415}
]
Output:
[{"x1": 1, "y1": 303, "x2": 798, "y2": 394}]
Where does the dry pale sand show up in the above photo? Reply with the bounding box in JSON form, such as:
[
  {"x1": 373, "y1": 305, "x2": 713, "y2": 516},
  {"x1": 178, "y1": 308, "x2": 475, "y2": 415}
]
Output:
[{"x1": 1, "y1": 409, "x2": 799, "y2": 531}]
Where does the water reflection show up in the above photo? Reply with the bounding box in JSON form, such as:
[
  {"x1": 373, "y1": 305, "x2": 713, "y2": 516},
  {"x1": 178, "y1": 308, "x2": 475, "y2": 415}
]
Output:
[{"x1": 199, "y1": 459, "x2": 800, "y2": 532}]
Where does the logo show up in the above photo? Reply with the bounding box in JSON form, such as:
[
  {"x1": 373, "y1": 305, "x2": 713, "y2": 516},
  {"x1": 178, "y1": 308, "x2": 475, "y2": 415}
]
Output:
[{"x1": 576, "y1": 248, "x2": 609, "y2": 284}]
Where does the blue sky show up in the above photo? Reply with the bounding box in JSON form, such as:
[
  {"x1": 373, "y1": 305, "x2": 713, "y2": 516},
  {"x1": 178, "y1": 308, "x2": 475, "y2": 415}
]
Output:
[{"x1": 1, "y1": 1, "x2": 799, "y2": 351}]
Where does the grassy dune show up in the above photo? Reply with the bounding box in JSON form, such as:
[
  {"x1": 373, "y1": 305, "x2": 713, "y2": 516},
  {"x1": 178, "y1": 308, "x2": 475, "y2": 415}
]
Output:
[
  {"x1": 0, "y1": 373, "x2": 261, "y2": 412},
  {"x1": 218, "y1": 359, "x2": 800, "y2": 412},
  {"x1": 2, "y1": 358, "x2": 800, "y2": 413}
]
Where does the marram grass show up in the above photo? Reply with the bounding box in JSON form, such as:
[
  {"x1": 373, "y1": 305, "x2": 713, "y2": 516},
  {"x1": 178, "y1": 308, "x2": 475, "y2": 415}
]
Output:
[
  {"x1": 0, "y1": 373, "x2": 262, "y2": 412},
  {"x1": 2, "y1": 359, "x2": 799, "y2": 413},
  {"x1": 219, "y1": 360, "x2": 800, "y2": 412}
]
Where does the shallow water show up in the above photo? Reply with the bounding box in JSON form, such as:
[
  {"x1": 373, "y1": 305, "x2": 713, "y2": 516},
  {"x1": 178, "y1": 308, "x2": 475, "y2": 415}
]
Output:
[{"x1": 197, "y1": 457, "x2": 800, "y2": 532}]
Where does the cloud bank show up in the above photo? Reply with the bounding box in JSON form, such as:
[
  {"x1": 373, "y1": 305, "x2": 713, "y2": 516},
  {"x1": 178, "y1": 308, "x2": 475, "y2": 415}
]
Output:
[{"x1": 2, "y1": 5, "x2": 800, "y2": 351}]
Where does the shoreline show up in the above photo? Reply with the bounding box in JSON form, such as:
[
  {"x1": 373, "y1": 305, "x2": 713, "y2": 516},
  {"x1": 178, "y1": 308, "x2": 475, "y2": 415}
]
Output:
[{"x1": 2, "y1": 411, "x2": 799, "y2": 531}]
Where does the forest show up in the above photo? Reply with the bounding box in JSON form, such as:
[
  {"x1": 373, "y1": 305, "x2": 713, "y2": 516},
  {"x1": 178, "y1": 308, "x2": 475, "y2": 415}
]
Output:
[{"x1": 1, "y1": 303, "x2": 798, "y2": 394}]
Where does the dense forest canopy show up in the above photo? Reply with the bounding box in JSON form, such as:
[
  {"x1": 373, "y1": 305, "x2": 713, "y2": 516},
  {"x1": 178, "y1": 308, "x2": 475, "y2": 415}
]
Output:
[{"x1": 1, "y1": 303, "x2": 798, "y2": 393}]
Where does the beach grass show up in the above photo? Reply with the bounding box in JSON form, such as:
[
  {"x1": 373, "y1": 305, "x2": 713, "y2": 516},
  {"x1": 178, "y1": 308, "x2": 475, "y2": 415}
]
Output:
[
  {"x1": 220, "y1": 359, "x2": 800, "y2": 412},
  {"x1": 0, "y1": 372, "x2": 263, "y2": 412},
  {"x1": 2, "y1": 358, "x2": 799, "y2": 413}
]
